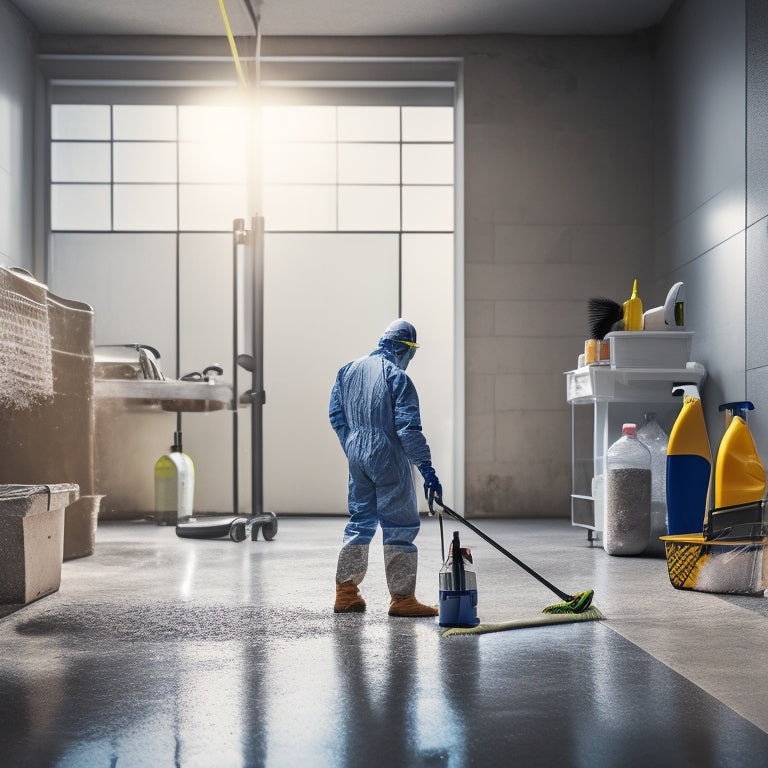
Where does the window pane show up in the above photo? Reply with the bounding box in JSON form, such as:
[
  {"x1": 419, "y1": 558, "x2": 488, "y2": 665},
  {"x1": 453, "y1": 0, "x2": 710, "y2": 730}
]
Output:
[
  {"x1": 178, "y1": 105, "x2": 248, "y2": 144},
  {"x1": 179, "y1": 184, "x2": 247, "y2": 231},
  {"x1": 338, "y1": 186, "x2": 400, "y2": 231},
  {"x1": 51, "y1": 184, "x2": 111, "y2": 230},
  {"x1": 113, "y1": 105, "x2": 177, "y2": 140},
  {"x1": 337, "y1": 107, "x2": 400, "y2": 142},
  {"x1": 263, "y1": 143, "x2": 336, "y2": 184},
  {"x1": 402, "y1": 186, "x2": 453, "y2": 231},
  {"x1": 402, "y1": 144, "x2": 454, "y2": 184},
  {"x1": 338, "y1": 144, "x2": 399, "y2": 184},
  {"x1": 263, "y1": 232, "x2": 399, "y2": 513},
  {"x1": 51, "y1": 142, "x2": 110, "y2": 182},
  {"x1": 402, "y1": 106, "x2": 454, "y2": 141},
  {"x1": 401, "y1": 232, "x2": 454, "y2": 510},
  {"x1": 51, "y1": 105, "x2": 110, "y2": 140},
  {"x1": 49, "y1": 232, "x2": 177, "y2": 372},
  {"x1": 264, "y1": 185, "x2": 336, "y2": 231},
  {"x1": 113, "y1": 142, "x2": 177, "y2": 183},
  {"x1": 178, "y1": 142, "x2": 246, "y2": 183},
  {"x1": 262, "y1": 106, "x2": 336, "y2": 142},
  {"x1": 113, "y1": 184, "x2": 177, "y2": 230}
]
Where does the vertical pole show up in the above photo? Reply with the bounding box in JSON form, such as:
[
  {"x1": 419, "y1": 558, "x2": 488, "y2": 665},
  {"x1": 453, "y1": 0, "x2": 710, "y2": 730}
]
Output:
[
  {"x1": 251, "y1": 215, "x2": 265, "y2": 516},
  {"x1": 233, "y1": 218, "x2": 245, "y2": 515}
]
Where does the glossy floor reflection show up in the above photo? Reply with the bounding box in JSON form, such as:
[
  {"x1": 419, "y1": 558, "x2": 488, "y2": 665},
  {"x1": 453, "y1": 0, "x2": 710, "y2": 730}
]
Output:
[{"x1": 1, "y1": 517, "x2": 768, "y2": 767}]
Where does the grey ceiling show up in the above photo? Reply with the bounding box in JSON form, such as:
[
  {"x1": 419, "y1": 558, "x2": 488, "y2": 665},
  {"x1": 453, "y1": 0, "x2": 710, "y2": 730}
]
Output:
[{"x1": 11, "y1": 0, "x2": 676, "y2": 37}]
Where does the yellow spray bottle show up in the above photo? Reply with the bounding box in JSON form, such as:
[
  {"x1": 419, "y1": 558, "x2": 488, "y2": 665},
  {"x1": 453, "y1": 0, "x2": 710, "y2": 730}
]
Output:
[
  {"x1": 714, "y1": 401, "x2": 766, "y2": 509},
  {"x1": 666, "y1": 389, "x2": 712, "y2": 535},
  {"x1": 622, "y1": 279, "x2": 643, "y2": 331}
]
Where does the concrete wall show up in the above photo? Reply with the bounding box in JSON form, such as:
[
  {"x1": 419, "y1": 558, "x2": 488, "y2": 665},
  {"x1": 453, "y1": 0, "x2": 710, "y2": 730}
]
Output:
[
  {"x1": 0, "y1": 0, "x2": 38, "y2": 272},
  {"x1": 460, "y1": 36, "x2": 654, "y2": 516},
  {"x1": 653, "y1": 1, "x2": 751, "y2": 457},
  {"x1": 746, "y1": 0, "x2": 768, "y2": 463}
]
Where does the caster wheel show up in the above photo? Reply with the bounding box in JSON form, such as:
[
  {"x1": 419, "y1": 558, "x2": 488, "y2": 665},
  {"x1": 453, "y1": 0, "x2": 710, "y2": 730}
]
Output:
[
  {"x1": 229, "y1": 521, "x2": 247, "y2": 542},
  {"x1": 262, "y1": 511, "x2": 278, "y2": 541}
]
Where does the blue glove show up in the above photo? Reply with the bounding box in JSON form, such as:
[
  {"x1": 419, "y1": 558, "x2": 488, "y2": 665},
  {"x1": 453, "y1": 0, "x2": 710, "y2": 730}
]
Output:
[{"x1": 418, "y1": 462, "x2": 442, "y2": 508}]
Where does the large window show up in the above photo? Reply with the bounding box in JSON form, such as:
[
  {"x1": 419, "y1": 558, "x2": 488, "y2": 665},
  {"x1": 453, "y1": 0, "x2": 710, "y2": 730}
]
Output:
[
  {"x1": 50, "y1": 103, "x2": 454, "y2": 236},
  {"x1": 48, "y1": 94, "x2": 457, "y2": 514}
]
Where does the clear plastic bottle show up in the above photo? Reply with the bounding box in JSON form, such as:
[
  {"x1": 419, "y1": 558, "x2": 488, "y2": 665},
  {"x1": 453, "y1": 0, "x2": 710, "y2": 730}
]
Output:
[
  {"x1": 637, "y1": 413, "x2": 669, "y2": 556},
  {"x1": 604, "y1": 423, "x2": 651, "y2": 556},
  {"x1": 154, "y1": 432, "x2": 195, "y2": 526}
]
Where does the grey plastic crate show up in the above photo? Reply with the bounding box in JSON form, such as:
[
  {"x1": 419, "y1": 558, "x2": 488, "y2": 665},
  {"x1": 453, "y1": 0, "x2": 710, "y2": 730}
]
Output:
[{"x1": 0, "y1": 484, "x2": 79, "y2": 604}]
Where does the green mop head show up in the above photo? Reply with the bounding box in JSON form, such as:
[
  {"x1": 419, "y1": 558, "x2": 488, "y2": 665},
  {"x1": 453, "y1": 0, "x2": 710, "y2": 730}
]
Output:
[
  {"x1": 542, "y1": 589, "x2": 594, "y2": 614},
  {"x1": 441, "y1": 605, "x2": 605, "y2": 637}
]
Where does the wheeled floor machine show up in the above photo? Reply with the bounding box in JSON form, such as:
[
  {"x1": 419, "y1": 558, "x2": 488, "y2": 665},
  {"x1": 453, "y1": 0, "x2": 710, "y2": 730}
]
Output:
[{"x1": 176, "y1": 216, "x2": 277, "y2": 544}]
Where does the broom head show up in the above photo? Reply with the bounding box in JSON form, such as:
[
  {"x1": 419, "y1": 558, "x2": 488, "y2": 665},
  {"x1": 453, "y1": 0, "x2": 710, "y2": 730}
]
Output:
[{"x1": 588, "y1": 297, "x2": 623, "y2": 340}]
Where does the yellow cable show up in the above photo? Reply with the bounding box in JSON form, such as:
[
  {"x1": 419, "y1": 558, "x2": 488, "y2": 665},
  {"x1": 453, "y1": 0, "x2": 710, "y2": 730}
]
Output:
[{"x1": 217, "y1": 0, "x2": 248, "y2": 88}]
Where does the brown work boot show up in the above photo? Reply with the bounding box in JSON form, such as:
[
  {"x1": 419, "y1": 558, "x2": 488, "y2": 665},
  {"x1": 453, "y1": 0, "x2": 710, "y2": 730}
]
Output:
[
  {"x1": 334, "y1": 581, "x2": 366, "y2": 613},
  {"x1": 388, "y1": 595, "x2": 438, "y2": 617}
]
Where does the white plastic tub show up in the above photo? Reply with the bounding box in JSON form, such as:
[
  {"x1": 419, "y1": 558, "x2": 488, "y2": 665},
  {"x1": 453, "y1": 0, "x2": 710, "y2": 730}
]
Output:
[{"x1": 605, "y1": 331, "x2": 693, "y2": 370}]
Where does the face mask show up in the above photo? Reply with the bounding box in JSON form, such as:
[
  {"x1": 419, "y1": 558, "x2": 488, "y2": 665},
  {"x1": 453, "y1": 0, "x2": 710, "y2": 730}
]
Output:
[{"x1": 396, "y1": 345, "x2": 416, "y2": 370}]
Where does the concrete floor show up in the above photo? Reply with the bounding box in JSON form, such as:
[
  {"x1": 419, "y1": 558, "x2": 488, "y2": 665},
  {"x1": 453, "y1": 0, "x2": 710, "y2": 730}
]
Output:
[{"x1": 1, "y1": 515, "x2": 768, "y2": 767}]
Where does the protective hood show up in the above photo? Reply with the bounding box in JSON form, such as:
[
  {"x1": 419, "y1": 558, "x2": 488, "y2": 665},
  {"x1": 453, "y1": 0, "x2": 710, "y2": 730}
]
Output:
[
  {"x1": 378, "y1": 319, "x2": 418, "y2": 370},
  {"x1": 377, "y1": 337, "x2": 413, "y2": 370}
]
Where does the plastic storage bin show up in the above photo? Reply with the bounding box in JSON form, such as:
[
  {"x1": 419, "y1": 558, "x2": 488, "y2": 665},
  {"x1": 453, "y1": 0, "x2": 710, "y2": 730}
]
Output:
[
  {"x1": 63, "y1": 494, "x2": 104, "y2": 560},
  {"x1": 606, "y1": 331, "x2": 693, "y2": 370},
  {"x1": 0, "y1": 484, "x2": 79, "y2": 604}
]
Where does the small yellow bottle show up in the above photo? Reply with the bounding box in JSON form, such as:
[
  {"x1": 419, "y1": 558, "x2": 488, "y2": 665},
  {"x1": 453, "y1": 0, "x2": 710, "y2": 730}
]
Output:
[{"x1": 622, "y1": 279, "x2": 643, "y2": 331}]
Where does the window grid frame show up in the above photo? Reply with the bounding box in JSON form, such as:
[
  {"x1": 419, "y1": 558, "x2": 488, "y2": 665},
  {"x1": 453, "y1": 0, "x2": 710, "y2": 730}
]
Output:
[{"x1": 50, "y1": 104, "x2": 455, "y2": 235}]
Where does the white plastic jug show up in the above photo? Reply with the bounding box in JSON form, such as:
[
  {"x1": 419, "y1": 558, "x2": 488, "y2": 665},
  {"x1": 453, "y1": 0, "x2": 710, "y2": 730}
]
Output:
[
  {"x1": 638, "y1": 413, "x2": 669, "y2": 556},
  {"x1": 154, "y1": 433, "x2": 194, "y2": 525},
  {"x1": 604, "y1": 423, "x2": 651, "y2": 556}
]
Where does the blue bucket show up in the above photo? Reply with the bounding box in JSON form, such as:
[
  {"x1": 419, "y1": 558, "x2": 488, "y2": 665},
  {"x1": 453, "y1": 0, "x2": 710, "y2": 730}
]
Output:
[{"x1": 439, "y1": 588, "x2": 480, "y2": 628}]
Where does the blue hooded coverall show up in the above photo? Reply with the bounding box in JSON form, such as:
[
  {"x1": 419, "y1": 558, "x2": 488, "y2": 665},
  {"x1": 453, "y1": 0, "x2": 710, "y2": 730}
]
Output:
[{"x1": 329, "y1": 335, "x2": 432, "y2": 596}]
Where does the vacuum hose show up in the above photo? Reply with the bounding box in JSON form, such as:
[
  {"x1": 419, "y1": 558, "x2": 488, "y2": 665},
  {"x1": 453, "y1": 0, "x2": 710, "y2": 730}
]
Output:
[{"x1": 451, "y1": 531, "x2": 465, "y2": 591}]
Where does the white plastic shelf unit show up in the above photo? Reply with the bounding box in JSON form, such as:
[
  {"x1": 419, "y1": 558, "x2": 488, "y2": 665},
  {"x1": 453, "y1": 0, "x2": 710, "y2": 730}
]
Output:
[{"x1": 565, "y1": 363, "x2": 705, "y2": 539}]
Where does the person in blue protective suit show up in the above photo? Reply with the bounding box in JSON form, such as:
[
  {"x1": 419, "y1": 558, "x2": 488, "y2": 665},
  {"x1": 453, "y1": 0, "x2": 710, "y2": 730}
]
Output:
[{"x1": 330, "y1": 319, "x2": 442, "y2": 617}]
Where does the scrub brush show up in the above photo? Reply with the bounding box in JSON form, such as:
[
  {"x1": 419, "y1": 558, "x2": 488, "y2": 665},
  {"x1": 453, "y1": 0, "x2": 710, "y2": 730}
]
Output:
[
  {"x1": 587, "y1": 297, "x2": 623, "y2": 339},
  {"x1": 542, "y1": 589, "x2": 594, "y2": 614}
]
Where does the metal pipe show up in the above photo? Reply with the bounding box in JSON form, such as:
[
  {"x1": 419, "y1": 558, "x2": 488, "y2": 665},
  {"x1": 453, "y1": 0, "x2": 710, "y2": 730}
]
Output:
[
  {"x1": 251, "y1": 215, "x2": 265, "y2": 516},
  {"x1": 232, "y1": 217, "x2": 246, "y2": 515}
]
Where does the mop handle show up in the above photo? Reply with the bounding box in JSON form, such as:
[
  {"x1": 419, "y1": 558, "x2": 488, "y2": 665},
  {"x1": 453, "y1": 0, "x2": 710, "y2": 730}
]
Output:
[{"x1": 436, "y1": 499, "x2": 573, "y2": 603}]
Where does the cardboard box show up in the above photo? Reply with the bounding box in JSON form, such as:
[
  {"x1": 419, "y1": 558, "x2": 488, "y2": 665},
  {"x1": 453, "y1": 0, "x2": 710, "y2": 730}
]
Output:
[{"x1": 0, "y1": 484, "x2": 79, "y2": 604}]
